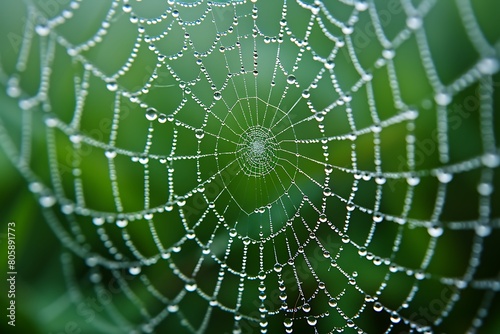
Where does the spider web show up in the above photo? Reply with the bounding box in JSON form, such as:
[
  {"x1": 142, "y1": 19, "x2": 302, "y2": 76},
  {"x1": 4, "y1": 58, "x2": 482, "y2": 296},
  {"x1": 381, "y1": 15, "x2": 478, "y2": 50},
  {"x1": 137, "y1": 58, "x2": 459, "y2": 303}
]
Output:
[{"x1": 1, "y1": 0, "x2": 500, "y2": 333}]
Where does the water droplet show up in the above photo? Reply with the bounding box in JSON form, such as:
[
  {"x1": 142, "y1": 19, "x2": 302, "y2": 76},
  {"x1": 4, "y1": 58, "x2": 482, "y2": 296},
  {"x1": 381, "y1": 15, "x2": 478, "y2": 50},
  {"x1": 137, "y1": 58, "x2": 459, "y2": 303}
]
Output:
[
  {"x1": 373, "y1": 302, "x2": 383, "y2": 312},
  {"x1": 106, "y1": 81, "x2": 118, "y2": 91},
  {"x1": 36, "y1": 24, "x2": 50, "y2": 36},
  {"x1": 40, "y1": 195, "x2": 56, "y2": 208},
  {"x1": 475, "y1": 225, "x2": 491, "y2": 237},
  {"x1": 229, "y1": 228, "x2": 237, "y2": 237},
  {"x1": 258, "y1": 270, "x2": 266, "y2": 280},
  {"x1": 415, "y1": 271, "x2": 425, "y2": 280},
  {"x1": 382, "y1": 49, "x2": 395, "y2": 60},
  {"x1": 342, "y1": 25, "x2": 353, "y2": 35},
  {"x1": 302, "y1": 90, "x2": 310, "y2": 98},
  {"x1": 437, "y1": 171, "x2": 452, "y2": 183},
  {"x1": 195, "y1": 128, "x2": 205, "y2": 139},
  {"x1": 302, "y1": 303, "x2": 311, "y2": 312},
  {"x1": 129, "y1": 266, "x2": 141, "y2": 275},
  {"x1": 287, "y1": 75, "x2": 296, "y2": 85},
  {"x1": 283, "y1": 318, "x2": 293, "y2": 328},
  {"x1": 477, "y1": 57, "x2": 499, "y2": 75},
  {"x1": 427, "y1": 226, "x2": 443, "y2": 237},
  {"x1": 482, "y1": 152, "x2": 500, "y2": 168},
  {"x1": 406, "y1": 176, "x2": 420, "y2": 186},
  {"x1": 158, "y1": 113, "x2": 167, "y2": 123},
  {"x1": 434, "y1": 92, "x2": 451, "y2": 106},
  {"x1": 146, "y1": 107, "x2": 158, "y2": 121},
  {"x1": 390, "y1": 312, "x2": 401, "y2": 323},
  {"x1": 116, "y1": 219, "x2": 128, "y2": 228},
  {"x1": 477, "y1": 182, "x2": 493, "y2": 196},
  {"x1": 92, "y1": 217, "x2": 105, "y2": 226},
  {"x1": 185, "y1": 281, "x2": 197, "y2": 292},
  {"x1": 105, "y1": 149, "x2": 117, "y2": 159},
  {"x1": 123, "y1": 4, "x2": 132, "y2": 13},
  {"x1": 274, "y1": 263, "x2": 282, "y2": 273},
  {"x1": 328, "y1": 298, "x2": 337, "y2": 307},
  {"x1": 306, "y1": 316, "x2": 317, "y2": 326},
  {"x1": 325, "y1": 60, "x2": 335, "y2": 70},
  {"x1": 358, "y1": 247, "x2": 367, "y2": 256},
  {"x1": 355, "y1": 1, "x2": 368, "y2": 11},
  {"x1": 172, "y1": 10, "x2": 179, "y2": 18},
  {"x1": 214, "y1": 91, "x2": 222, "y2": 100},
  {"x1": 167, "y1": 304, "x2": 179, "y2": 312},
  {"x1": 406, "y1": 16, "x2": 423, "y2": 30}
]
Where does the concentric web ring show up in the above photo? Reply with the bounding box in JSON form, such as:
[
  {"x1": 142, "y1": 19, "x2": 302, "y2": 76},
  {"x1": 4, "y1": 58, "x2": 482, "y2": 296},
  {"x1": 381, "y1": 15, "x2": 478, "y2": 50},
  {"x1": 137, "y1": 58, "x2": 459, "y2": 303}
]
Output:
[{"x1": 0, "y1": 0, "x2": 500, "y2": 333}]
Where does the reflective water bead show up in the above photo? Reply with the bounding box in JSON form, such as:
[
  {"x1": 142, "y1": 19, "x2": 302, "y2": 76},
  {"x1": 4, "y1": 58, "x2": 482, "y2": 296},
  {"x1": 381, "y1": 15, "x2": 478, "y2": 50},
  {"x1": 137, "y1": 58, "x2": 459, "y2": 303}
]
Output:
[
  {"x1": 185, "y1": 281, "x2": 197, "y2": 292},
  {"x1": 427, "y1": 226, "x2": 443, "y2": 237},
  {"x1": 146, "y1": 107, "x2": 158, "y2": 121},
  {"x1": 306, "y1": 316, "x2": 317, "y2": 326},
  {"x1": 478, "y1": 57, "x2": 499, "y2": 75},
  {"x1": 390, "y1": 312, "x2": 401, "y2": 323},
  {"x1": 105, "y1": 149, "x2": 117, "y2": 159},
  {"x1": 406, "y1": 16, "x2": 423, "y2": 30},
  {"x1": 373, "y1": 302, "x2": 383, "y2": 312},
  {"x1": 40, "y1": 195, "x2": 56, "y2": 208},
  {"x1": 195, "y1": 128, "x2": 205, "y2": 139},
  {"x1": 328, "y1": 298, "x2": 337, "y2": 307},
  {"x1": 283, "y1": 318, "x2": 293, "y2": 328},
  {"x1": 35, "y1": 24, "x2": 50, "y2": 36},
  {"x1": 129, "y1": 266, "x2": 141, "y2": 275},
  {"x1": 325, "y1": 60, "x2": 335, "y2": 70},
  {"x1": 106, "y1": 81, "x2": 118, "y2": 91},
  {"x1": 302, "y1": 303, "x2": 311, "y2": 312},
  {"x1": 287, "y1": 75, "x2": 296, "y2": 85},
  {"x1": 214, "y1": 91, "x2": 222, "y2": 100}
]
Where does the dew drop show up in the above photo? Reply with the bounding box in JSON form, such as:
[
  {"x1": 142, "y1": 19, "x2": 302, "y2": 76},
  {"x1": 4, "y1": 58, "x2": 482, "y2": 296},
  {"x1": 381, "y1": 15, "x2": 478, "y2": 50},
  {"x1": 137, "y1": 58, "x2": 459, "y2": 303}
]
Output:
[
  {"x1": 482, "y1": 152, "x2": 500, "y2": 168},
  {"x1": 307, "y1": 316, "x2": 317, "y2": 326},
  {"x1": 185, "y1": 281, "x2": 197, "y2": 292},
  {"x1": 328, "y1": 298, "x2": 337, "y2": 307},
  {"x1": 258, "y1": 270, "x2": 266, "y2": 280},
  {"x1": 325, "y1": 60, "x2": 335, "y2": 70},
  {"x1": 214, "y1": 91, "x2": 222, "y2": 100},
  {"x1": 167, "y1": 304, "x2": 179, "y2": 313},
  {"x1": 283, "y1": 318, "x2": 293, "y2": 328},
  {"x1": 195, "y1": 128, "x2": 205, "y2": 139},
  {"x1": 475, "y1": 224, "x2": 492, "y2": 237},
  {"x1": 390, "y1": 312, "x2": 401, "y2": 323},
  {"x1": 146, "y1": 107, "x2": 158, "y2": 121},
  {"x1": 129, "y1": 266, "x2": 141, "y2": 275},
  {"x1": 116, "y1": 219, "x2": 128, "y2": 228},
  {"x1": 35, "y1": 24, "x2": 50, "y2": 36},
  {"x1": 302, "y1": 303, "x2": 311, "y2": 312},
  {"x1": 274, "y1": 263, "x2": 282, "y2": 273},
  {"x1": 477, "y1": 57, "x2": 499, "y2": 75},
  {"x1": 92, "y1": 217, "x2": 105, "y2": 226},
  {"x1": 358, "y1": 247, "x2": 367, "y2": 257},
  {"x1": 287, "y1": 75, "x2": 296, "y2": 85},
  {"x1": 302, "y1": 90, "x2": 310, "y2": 98},
  {"x1": 105, "y1": 149, "x2": 117, "y2": 159},
  {"x1": 406, "y1": 176, "x2": 420, "y2": 186},
  {"x1": 106, "y1": 81, "x2": 118, "y2": 92},
  {"x1": 355, "y1": 1, "x2": 368, "y2": 11},
  {"x1": 40, "y1": 195, "x2": 56, "y2": 208},
  {"x1": 427, "y1": 226, "x2": 443, "y2": 237},
  {"x1": 406, "y1": 16, "x2": 423, "y2": 30},
  {"x1": 437, "y1": 171, "x2": 452, "y2": 183},
  {"x1": 434, "y1": 92, "x2": 452, "y2": 106},
  {"x1": 373, "y1": 302, "x2": 383, "y2": 312},
  {"x1": 229, "y1": 228, "x2": 237, "y2": 237}
]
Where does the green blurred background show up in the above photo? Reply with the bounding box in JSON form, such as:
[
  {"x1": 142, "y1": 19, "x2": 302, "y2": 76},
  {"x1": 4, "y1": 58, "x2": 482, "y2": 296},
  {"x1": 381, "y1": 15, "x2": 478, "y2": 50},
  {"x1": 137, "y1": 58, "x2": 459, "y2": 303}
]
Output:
[{"x1": 1, "y1": 0, "x2": 500, "y2": 333}]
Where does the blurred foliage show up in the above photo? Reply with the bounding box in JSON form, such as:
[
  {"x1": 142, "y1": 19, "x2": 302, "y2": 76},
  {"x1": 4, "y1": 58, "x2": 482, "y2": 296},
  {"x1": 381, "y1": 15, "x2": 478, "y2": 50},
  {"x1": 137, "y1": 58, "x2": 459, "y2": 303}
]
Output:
[{"x1": 1, "y1": 0, "x2": 500, "y2": 333}]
